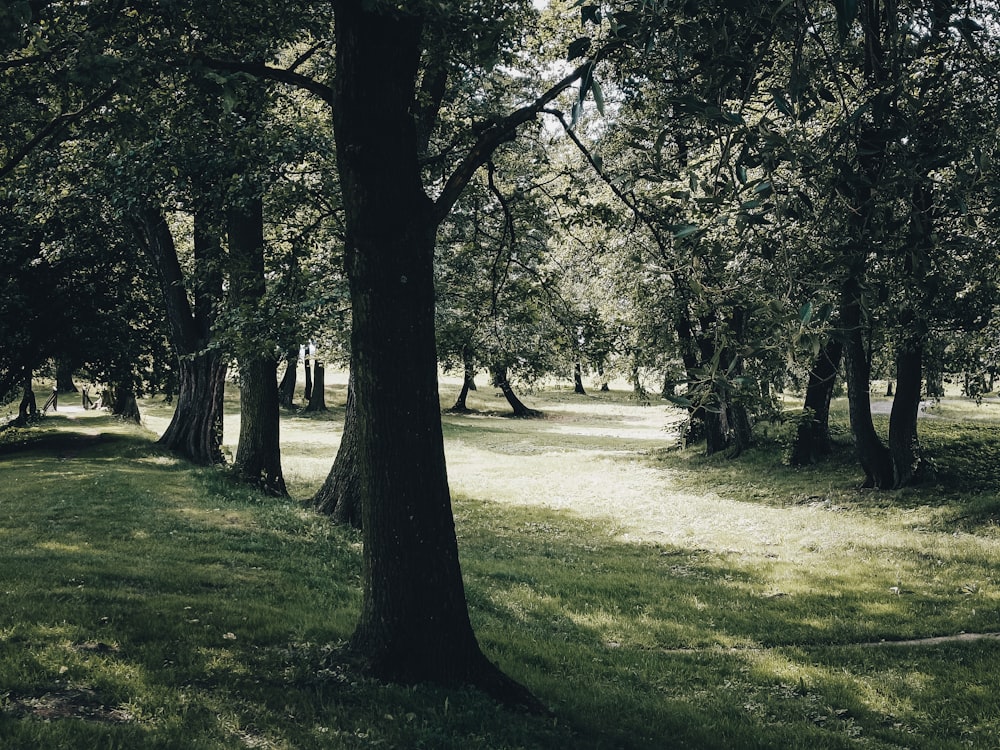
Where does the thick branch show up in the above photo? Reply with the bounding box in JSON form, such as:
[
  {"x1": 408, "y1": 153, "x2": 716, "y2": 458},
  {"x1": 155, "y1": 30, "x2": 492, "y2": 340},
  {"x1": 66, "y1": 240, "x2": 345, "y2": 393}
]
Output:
[
  {"x1": 195, "y1": 55, "x2": 334, "y2": 106},
  {"x1": 432, "y1": 43, "x2": 623, "y2": 224}
]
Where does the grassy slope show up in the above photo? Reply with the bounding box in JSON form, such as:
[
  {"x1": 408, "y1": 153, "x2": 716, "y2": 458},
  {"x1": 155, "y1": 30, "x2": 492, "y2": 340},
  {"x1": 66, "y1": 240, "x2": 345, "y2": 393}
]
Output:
[{"x1": 1, "y1": 378, "x2": 998, "y2": 748}]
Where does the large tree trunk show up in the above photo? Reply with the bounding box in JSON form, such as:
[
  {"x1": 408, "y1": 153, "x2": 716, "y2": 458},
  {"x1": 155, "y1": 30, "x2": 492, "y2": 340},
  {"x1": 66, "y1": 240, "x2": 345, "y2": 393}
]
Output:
[
  {"x1": 332, "y1": 0, "x2": 530, "y2": 703},
  {"x1": 55, "y1": 359, "x2": 77, "y2": 393},
  {"x1": 491, "y1": 364, "x2": 539, "y2": 417},
  {"x1": 137, "y1": 205, "x2": 226, "y2": 465},
  {"x1": 313, "y1": 370, "x2": 361, "y2": 527},
  {"x1": 109, "y1": 383, "x2": 141, "y2": 423},
  {"x1": 228, "y1": 196, "x2": 287, "y2": 495},
  {"x1": 304, "y1": 359, "x2": 328, "y2": 412},
  {"x1": 790, "y1": 338, "x2": 844, "y2": 466}
]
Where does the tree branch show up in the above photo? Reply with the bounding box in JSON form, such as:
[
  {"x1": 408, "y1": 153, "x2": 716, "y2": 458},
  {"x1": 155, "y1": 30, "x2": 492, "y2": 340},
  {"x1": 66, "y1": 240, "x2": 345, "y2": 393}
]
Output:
[
  {"x1": 194, "y1": 55, "x2": 334, "y2": 106},
  {"x1": 432, "y1": 42, "x2": 623, "y2": 224},
  {"x1": 0, "y1": 84, "x2": 117, "y2": 181}
]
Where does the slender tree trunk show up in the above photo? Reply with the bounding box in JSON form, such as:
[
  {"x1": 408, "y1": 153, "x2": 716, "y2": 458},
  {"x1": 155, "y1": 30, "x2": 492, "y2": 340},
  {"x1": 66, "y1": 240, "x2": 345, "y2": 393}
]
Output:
[
  {"x1": 463, "y1": 346, "x2": 477, "y2": 391},
  {"x1": 491, "y1": 364, "x2": 539, "y2": 417},
  {"x1": 573, "y1": 362, "x2": 586, "y2": 394},
  {"x1": 332, "y1": 1, "x2": 531, "y2": 704},
  {"x1": 278, "y1": 347, "x2": 298, "y2": 408},
  {"x1": 451, "y1": 376, "x2": 472, "y2": 413},
  {"x1": 137, "y1": 204, "x2": 226, "y2": 465},
  {"x1": 790, "y1": 339, "x2": 843, "y2": 466},
  {"x1": 305, "y1": 359, "x2": 328, "y2": 412},
  {"x1": 841, "y1": 275, "x2": 893, "y2": 487},
  {"x1": 229, "y1": 196, "x2": 287, "y2": 495},
  {"x1": 314, "y1": 370, "x2": 361, "y2": 527},
  {"x1": 303, "y1": 351, "x2": 313, "y2": 402},
  {"x1": 888, "y1": 340, "x2": 923, "y2": 488},
  {"x1": 597, "y1": 361, "x2": 609, "y2": 391}
]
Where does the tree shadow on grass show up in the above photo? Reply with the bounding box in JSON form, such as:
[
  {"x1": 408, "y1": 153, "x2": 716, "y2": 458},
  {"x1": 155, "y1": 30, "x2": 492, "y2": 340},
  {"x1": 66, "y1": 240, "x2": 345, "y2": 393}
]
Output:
[{"x1": 456, "y1": 498, "x2": 1000, "y2": 749}]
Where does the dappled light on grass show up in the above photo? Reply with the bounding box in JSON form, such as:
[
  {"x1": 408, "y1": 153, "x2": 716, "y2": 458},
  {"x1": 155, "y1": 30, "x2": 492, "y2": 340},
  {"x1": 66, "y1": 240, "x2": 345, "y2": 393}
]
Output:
[{"x1": 3, "y1": 388, "x2": 1000, "y2": 747}]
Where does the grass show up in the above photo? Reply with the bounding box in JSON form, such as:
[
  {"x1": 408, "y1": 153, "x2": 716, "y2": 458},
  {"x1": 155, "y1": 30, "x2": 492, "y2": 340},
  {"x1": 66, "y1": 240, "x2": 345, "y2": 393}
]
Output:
[{"x1": 1, "y1": 375, "x2": 999, "y2": 748}]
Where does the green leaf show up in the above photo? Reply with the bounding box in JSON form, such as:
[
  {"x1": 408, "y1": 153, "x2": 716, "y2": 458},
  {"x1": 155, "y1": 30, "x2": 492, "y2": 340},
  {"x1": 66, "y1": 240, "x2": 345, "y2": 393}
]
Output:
[
  {"x1": 580, "y1": 4, "x2": 601, "y2": 25},
  {"x1": 567, "y1": 36, "x2": 592, "y2": 61},
  {"x1": 799, "y1": 301, "x2": 813, "y2": 325},
  {"x1": 591, "y1": 78, "x2": 605, "y2": 115},
  {"x1": 753, "y1": 181, "x2": 774, "y2": 197},
  {"x1": 674, "y1": 224, "x2": 701, "y2": 239},
  {"x1": 736, "y1": 164, "x2": 748, "y2": 185}
]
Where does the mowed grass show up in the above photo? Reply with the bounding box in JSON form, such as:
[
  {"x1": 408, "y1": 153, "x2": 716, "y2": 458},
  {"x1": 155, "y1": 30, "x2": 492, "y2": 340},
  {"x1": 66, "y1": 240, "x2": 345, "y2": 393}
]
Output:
[{"x1": 1, "y1": 375, "x2": 998, "y2": 748}]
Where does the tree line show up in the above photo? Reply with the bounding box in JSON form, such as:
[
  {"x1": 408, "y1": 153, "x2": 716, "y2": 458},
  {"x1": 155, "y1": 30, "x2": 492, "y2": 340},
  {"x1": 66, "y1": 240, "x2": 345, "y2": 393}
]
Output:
[{"x1": 2, "y1": 0, "x2": 999, "y2": 705}]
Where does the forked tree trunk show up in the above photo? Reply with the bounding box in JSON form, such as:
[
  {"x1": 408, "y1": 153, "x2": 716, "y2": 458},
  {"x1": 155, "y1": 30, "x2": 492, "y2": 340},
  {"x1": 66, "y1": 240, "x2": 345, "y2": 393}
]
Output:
[
  {"x1": 790, "y1": 338, "x2": 843, "y2": 466},
  {"x1": 332, "y1": 0, "x2": 532, "y2": 705},
  {"x1": 138, "y1": 204, "x2": 226, "y2": 465},
  {"x1": 491, "y1": 364, "x2": 539, "y2": 417},
  {"x1": 313, "y1": 371, "x2": 361, "y2": 527},
  {"x1": 305, "y1": 359, "x2": 328, "y2": 412},
  {"x1": 228, "y1": 196, "x2": 287, "y2": 495}
]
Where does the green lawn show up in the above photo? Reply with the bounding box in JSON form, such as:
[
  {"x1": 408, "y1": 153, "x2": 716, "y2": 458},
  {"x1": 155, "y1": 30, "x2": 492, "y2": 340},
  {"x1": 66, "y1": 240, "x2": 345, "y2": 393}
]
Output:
[{"x1": 1, "y1": 378, "x2": 998, "y2": 748}]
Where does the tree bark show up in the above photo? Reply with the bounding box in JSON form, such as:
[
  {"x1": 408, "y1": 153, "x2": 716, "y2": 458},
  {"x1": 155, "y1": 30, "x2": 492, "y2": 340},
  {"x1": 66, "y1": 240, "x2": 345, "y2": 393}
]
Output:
[
  {"x1": 790, "y1": 338, "x2": 843, "y2": 466},
  {"x1": 888, "y1": 340, "x2": 923, "y2": 488},
  {"x1": 313, "y1": 370, "x2": 361, "y2": 527},
  {"x1": 137, "y1": 204, "x2": 226, "y2": 465},
  {"x1": 109, "y1": 383, "x2": 141, "y2": 423},
  {"x1": 332, "y1": 1, "x2": 533, "y2": 704},
  {"x1": 228, "y1": 196, "x2": 287, "y2": 495},
  {"x1": 841, "y1": 275, "x2": 893, "y2": 487},
  {"x1": 55, "y1": 358, "x2": 77, "y2": 393},
  {"x1": 491, "y1": 364, "x2": 539, "y2": 417}
]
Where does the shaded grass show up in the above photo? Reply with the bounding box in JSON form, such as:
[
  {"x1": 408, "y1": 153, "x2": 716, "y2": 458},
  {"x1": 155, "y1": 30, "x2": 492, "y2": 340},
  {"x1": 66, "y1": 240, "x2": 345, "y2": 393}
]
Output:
[{"x1": 1, "y1": 385, "x2": 999, "y2": 748}]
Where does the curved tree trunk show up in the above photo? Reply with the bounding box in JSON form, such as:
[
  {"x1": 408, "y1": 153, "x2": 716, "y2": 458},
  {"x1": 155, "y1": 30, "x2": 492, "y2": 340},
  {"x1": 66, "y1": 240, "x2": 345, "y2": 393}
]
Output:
[
  {"x1": 451, "y1": 375, "x2": 472, "y2": 413},
  {"x1": 304, "y1": 359, "x2": 328, "y2": 412},
  {"x1": 332, "y1": 1, "x2": 533, "y2": 705},
  {"x1": 314, "y1": 371, "x2": 361, "y2": 527},
  {"x1": 159, "y1": 352, "x2": 226, "y2": 462},
  {"x1": 841, "y1": 276, "x2": 893, "y2": 488},
  {"x1": 491, "y1": 364, "x2": 539, "y2": 417},
  {"x1": 229, "y1": 196, "x2": 287, "y2": 496},
  {"x1": 790, "y1": 338, "x2": 843, "y2": 466}
]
